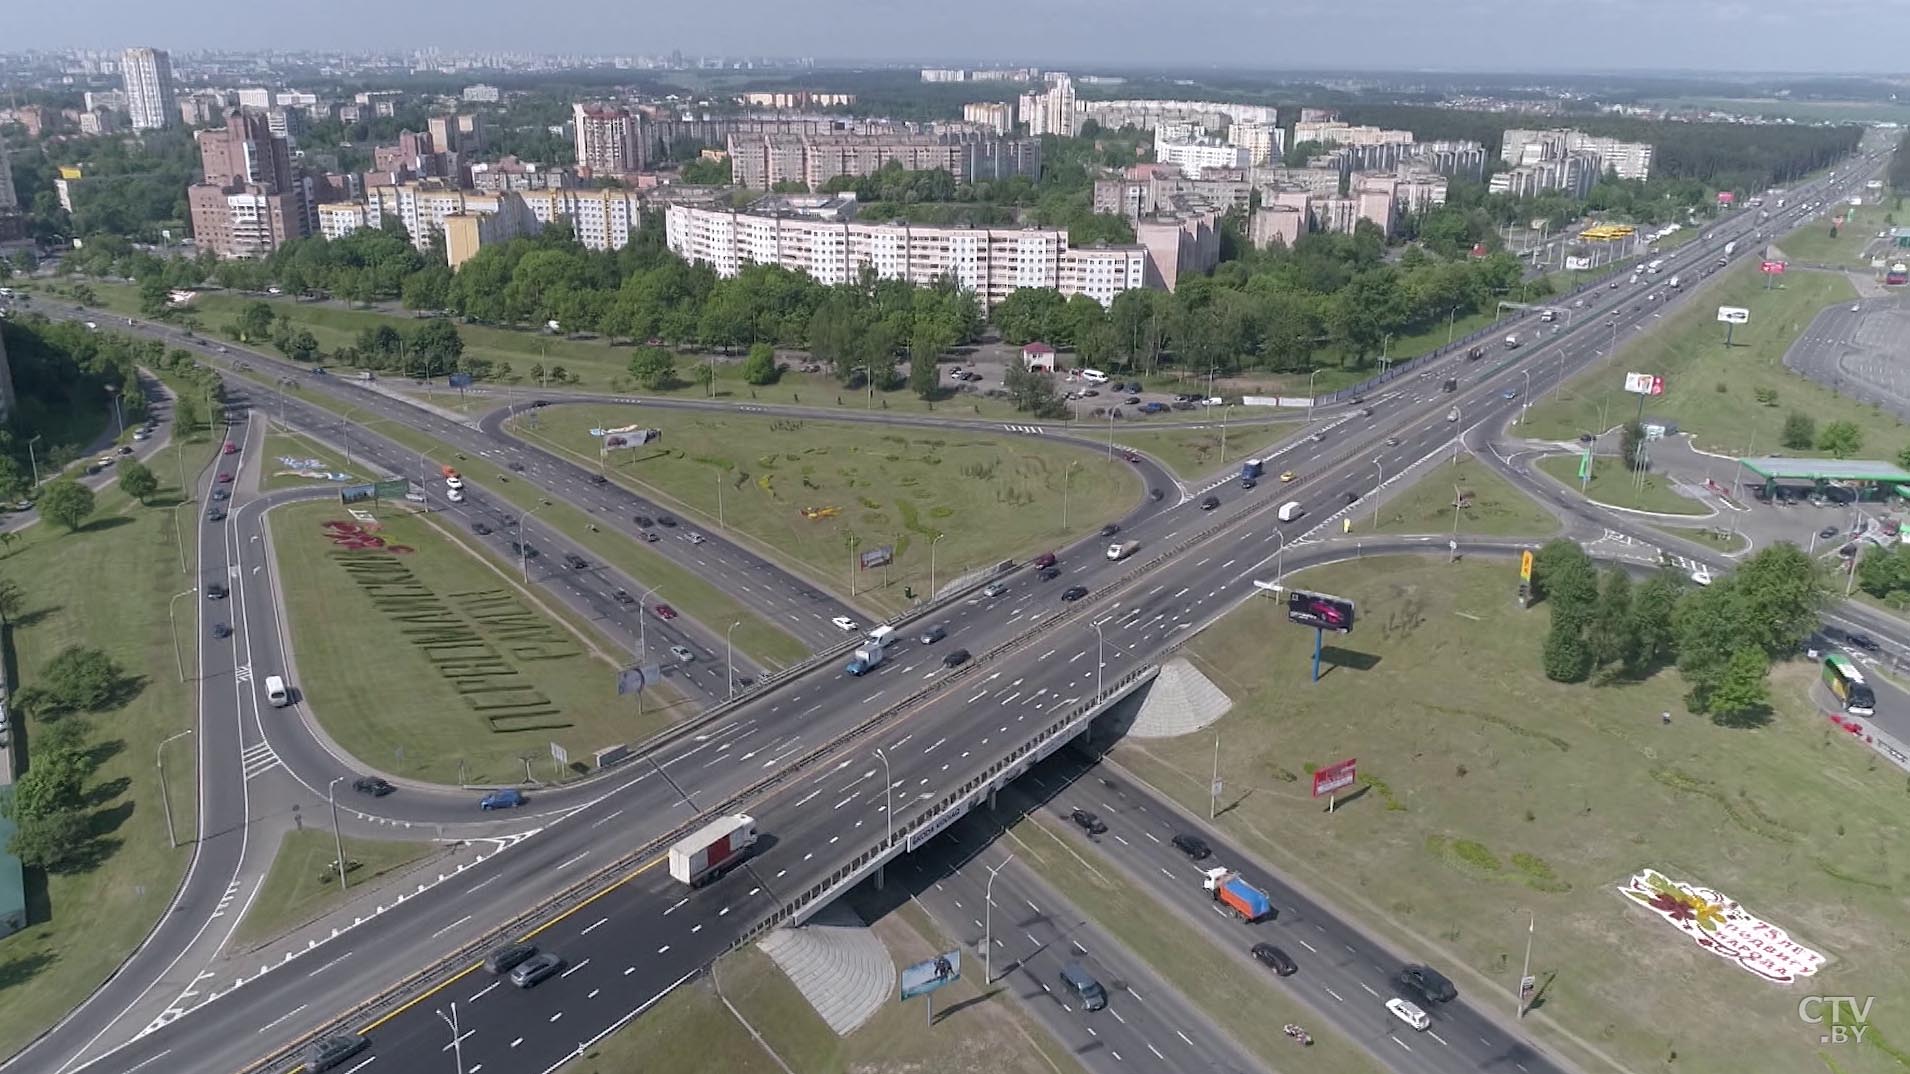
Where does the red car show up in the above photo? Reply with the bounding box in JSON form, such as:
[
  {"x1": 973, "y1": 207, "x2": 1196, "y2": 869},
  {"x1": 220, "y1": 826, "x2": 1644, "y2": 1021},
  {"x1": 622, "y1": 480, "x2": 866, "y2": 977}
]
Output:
[
  {"x1": 216, "y1": 472, "x2": 234, "y2": 483},
  {"x1": 1123, "y1": 453, "x2": 1141, "y2": 464},
  {"x1": 221, "y1": 442, "x2": 238, "y2": 455},
  {"x1": 653, "y1": 604, "x2": 678, "y2": 621}
]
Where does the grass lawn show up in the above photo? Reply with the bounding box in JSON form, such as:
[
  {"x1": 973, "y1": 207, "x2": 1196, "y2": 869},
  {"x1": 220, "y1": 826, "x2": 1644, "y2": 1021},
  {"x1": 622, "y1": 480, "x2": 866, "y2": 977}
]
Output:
[
  {"x1": 259, "y1": 429, "x2": 363, "y2": 494},
  {"x1": 1117, "y1": 418, "x2": 1302, "y2": 479},
  {"x1": 1534, "y1": 453, "x2": 1707, "y2": 516},
  {"x1": 1649, "y1": 523, "x2": 1752, "y2": 555},
  {"x1": 269, "y1": 500, "x2": 676, "y2": 785},
  {"x1": 1116, "y1": 557, "x2": 1910, "y2": 1074},
  {"x1": 996, "y1": 811, "x2": 1387, "y2": 1074},
  {"x1": 509, "y1": 405, "x2": 1137, "y2": 616},
  {"x1": 0, "y1": 437, "x2": 203, "y2": 1057},
  {"x1": 249, "y1": 375, "x2": 810, "y2": 667},
  {"x1": 1372, "y1": 456, "x2": 1560, "y2": 537},
  {"x1": 1520, "y1": 265, "x2": 1900, "y2": 459},
  {"x1": 1773, "y1": 204, "x2": 1889, "y2": 269},
  {"x1": 572, "y1": 914, "x2": 1083, "y2": 1074},
  {"x1": 230, "y1": 830, "x2": 436, "y2": 950}
]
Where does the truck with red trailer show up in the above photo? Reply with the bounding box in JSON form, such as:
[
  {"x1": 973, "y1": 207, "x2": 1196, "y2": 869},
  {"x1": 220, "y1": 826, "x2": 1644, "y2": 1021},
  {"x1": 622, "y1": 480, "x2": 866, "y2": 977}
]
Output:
[
  {"x1": 1203, "y1": 866, "x2": 1274, "y2": 922},
  {"x1": 669, "y1": 814, "x2": 758, "y2": 888}
]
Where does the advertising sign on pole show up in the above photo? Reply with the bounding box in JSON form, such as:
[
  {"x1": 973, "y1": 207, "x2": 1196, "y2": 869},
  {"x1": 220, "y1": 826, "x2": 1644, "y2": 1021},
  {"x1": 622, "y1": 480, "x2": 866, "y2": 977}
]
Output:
[
  {"x1": 1716, "y1": 307, "x2": 1750, "y2": 325},
  {"x1": 1622, "y1": 372, "x2": 1665, "y2": 396},
  {"x1": 339, "y1": 483, "x2": 378, "y2": 505},
  {"x1": 859, "y1": 545, "x2": 894, "y2": 570},
  {"x1": 1312, "y1": 758, "x2": 1358, "y2": 797},
  {"x1": 374, "y1": 478, "x2": 410, "y2": 500},
  {"x1": 616, "y1": 666, "x2": 660, "y2": 696},
  {"x1": 1716, "y1": 191, "x2": 1736, "y2": 207},
  {"x1": 899, "y1": 951, "x2": 961, "y2": 1001},
  {"x1": 1520, "y1": 550, "x2": 1535, "y2": 582},
  {"x1": 1759, "y1": 260, "x2": 1788, "y2": 275},
  {"x1": 549, "y1": 741, "x2": 569, "y2": 768},
  {"x1": 1285, "y1": 589, "x2": 1356, "y2": 634}
]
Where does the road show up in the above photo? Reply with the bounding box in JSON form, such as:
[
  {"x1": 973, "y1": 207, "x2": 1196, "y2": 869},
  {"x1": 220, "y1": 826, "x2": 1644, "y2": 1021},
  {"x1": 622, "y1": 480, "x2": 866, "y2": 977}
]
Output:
[{"x1": 19, "y1": 159, "x2": 1895, "y2": 1074}]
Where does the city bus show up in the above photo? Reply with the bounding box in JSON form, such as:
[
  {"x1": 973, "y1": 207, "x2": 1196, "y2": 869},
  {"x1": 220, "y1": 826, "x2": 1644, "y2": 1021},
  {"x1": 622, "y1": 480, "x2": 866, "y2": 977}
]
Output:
[{"x1": 1823, "y1": 654, "x2": 1876, "y2": 716}]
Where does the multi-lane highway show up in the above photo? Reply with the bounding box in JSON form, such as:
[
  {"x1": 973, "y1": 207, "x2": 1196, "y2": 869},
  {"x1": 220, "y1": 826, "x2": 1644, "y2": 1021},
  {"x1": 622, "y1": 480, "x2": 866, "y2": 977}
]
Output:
[{"x1": 11, "y1": 153, "x2": 1895, "y2": 1074}]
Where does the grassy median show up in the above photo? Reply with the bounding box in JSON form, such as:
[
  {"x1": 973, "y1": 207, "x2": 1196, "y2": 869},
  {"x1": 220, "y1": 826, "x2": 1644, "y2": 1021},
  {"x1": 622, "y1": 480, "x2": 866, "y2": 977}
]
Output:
[
  {"x1": 1115, "y1": 556, "x2": 1910, "y2": 1074},
  {"x1": 510, "y1": 405, "x2": 1136, "y2": 615},
  {"x1": 1372, "y1": 455, "x2": 1560, "y2": 537},
  {"x1": 1534, "y1": 453, "x2": 1707, "y2": 516},
  {"x1": 231, "y1": 830, "x2": 437, "y2": 951}
]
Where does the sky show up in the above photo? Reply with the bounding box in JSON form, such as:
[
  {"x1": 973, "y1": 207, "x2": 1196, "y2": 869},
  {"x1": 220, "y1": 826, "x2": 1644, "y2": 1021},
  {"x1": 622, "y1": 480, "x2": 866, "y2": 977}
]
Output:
[{"x1": 10, "y1": 0, "x2": 1908, "y2": 74}]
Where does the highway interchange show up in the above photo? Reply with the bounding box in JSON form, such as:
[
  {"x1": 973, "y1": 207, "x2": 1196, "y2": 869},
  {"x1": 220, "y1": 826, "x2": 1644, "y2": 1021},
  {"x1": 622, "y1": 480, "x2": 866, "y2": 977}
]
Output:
[{"x1": 2, "y1": 151, "x2": 1900, "y2": 1074}]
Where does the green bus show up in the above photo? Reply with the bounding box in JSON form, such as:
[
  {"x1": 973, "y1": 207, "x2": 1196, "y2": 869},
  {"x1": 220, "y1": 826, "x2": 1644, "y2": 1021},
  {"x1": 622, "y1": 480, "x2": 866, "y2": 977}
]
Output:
[{"x1": 1823, "y1": 654, "x2": 1876, "y2": 716}]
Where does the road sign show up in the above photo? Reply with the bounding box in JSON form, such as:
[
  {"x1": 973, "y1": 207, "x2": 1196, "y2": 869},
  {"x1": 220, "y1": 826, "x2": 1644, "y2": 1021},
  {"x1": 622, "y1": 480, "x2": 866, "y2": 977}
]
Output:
[
  {"x1": 1623, "y1": 372, "x2": 1664, "y2": 396},
  {"x1": 1716, "y1": 306, "x2": 1750, "y2": 325},
  {"x1": 1521, "y1": 975, "x2": 1537, "y2": 999},
  {"x1": 1210, "y1": 778, "x2": 1224, "y2": 801},
  {"x1": 1520, "y1": 550, "x2": 1534, "y2": 582},
  {"x1": 1760, "y1": 259, "x2": 1788, "y2": 275},
  {"x1": 1312, "y1": 758, "x2": 1358, "y2": 798},
  {"x1": 550, "y1": 741, "x2": 569, "y2": 767}
]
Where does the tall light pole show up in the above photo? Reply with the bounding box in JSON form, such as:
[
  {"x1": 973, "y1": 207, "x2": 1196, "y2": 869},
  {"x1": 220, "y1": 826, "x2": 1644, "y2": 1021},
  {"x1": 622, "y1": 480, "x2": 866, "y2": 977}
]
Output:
[
  {"x1": 715, "y1": 468, "x2": 725, "y2": 529},
  {"x1": 1105, "y1": 407, "x2": 1116, "y2": 461},
  {"x1": 517, "y1": 502, "x2": 550, "y2": 584},
  {"x1": 726, "y1": 620, "x2": 741, "y2": 699},
  {"x1": 929, "y1": 533, "x2": 945, "y2": 600},
  {"x1": 326, "y1": 776, "x2": 348, "y2": 893},
  {"x1": 1519, "y1": 369, "x2": 1532, "y2": 425},
  {"x1": 1372, "y1": 457, "x2": 1385, "y2": 527},
  {"x1": 157, "y1": 728, "x2": 193, "y2": 849},
  {"x1": 438, "y1": 1003, "x2": 464, "y2": 1074},
  {"x1": 875, "y1": 747, "x2": 892, "y2": 849},
  {"x1": 1305, "y1": 370, "x2": 1321, "y2": 427},
  {"x1": 168, "y1": 587, "x2": 196, "y2": 683},
  {"x1": 26, "y1": 435, "x2": 42, "y2": 488},
  {"x1": 637, "y1": 585, "x2": 661, "y2": 660},
  {"x1": 1219, "y1": 404, "x2": 1232, "y2": 463},
  {"x1": 1516, "y1": 911, "x2": 1535, "y2": 1019},
  {"x1": 1093, "y1": 623, "x2": 1105, "y2": 699},
  {"x1": 106, "y1": 384, "x2": 124, "y2": 438},
  {"x1": 1209, "y1": 730, "x2": 1221, "y2": 819},
  {"x1": 984, "y1": 854, "x2": 1017, "y2": 985},
  {"x1": 1446, "y1": 306, "x2": 1459, "y2": 346},
  {"x1": 848, "y1": 533, "x2": 859, "y2": 598},
  {"x1": 1452, "y1": 484, "x2": 1464, "y2": 559},
  {"x1": 1060, "y1": 461, "x2": 1079, "y2": 533},
  {"x1": 1273, "y1": 530, "x2": 1286, "y2": 581}
]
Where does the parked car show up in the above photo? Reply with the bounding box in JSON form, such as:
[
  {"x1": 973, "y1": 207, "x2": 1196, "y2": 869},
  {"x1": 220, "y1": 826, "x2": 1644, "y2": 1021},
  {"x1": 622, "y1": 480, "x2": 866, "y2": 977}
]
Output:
[
  {"x1": 211, "y1": 489, "x2": 229, "y2": 501},
  {"x1": 353, "y1": 776, "x2": 394, "y2": 797},
  {"x1": 1251, "y1": 943, "x2": 1298, "y2": 976},
  {"x1": 1171, "y1": 833, "x2": 1211, "y2": 860},
  {"x1": 640, "y1": 531, "x2": 659, "y2": 542},
  {"x1": 1819, "y1": 526, "x2": 1840, "y2": 540},
  {"x1": 1070, "y1": 808, "x2": 1108, "y2": 835},
  {"x1": 942, "y1": 648, "x2": 972, "y2": 668},
  {"x1": 479, "y1": 788, "x2": 525, "y2": 811}
]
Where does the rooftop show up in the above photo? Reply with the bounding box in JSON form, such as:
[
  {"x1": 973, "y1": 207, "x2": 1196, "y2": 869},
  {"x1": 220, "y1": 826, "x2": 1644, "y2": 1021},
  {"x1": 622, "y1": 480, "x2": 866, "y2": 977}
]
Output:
[{"x1": 1738, "y1": 456, "x2": 1910, "y2": 483}]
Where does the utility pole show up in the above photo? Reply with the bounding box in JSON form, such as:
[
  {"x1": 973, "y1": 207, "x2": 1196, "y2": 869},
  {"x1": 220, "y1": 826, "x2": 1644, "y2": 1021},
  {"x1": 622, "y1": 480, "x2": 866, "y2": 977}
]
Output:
[
  {"x1": 157, "y1": 729, "x2": 193, "y2": 849},
  {"x1": 1209, "y1": 731, "x2": 1221, "y2": 819},
  {"x1": 327, "y1": 777, "x2": 347, "y2": 893},
  {"x1": 1517, "y1": 912, "x2": 1536, "y2": 1018}
]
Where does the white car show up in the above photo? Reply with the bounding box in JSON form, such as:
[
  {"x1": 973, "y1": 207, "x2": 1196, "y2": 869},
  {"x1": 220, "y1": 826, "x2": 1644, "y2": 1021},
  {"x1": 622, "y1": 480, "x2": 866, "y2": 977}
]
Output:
[
  {"x1": 685, "y1": 532, "x2": 707, "y2": 545},
  {"x1": 1851, "y1": 304, "x2": 1861, "y2": 313},
  {"x1": 447, "y1": 488, "x2": 464, "y2": 503},
  {"x1": 445, "y1": 475, "x2": 464, "y2": 490},
  {"x1": 1690, "y1": 567, "x2": 1713, "y2": 587},
  {"x1": 831, "y1": 616, "x2": 859, "y2": 632},
  {"x1": 1386, "y1": 997, "x2": 1430, "y2": 1031},
  {"x1": 669, "y1": 644, "x2": 694, "y2": 662}
]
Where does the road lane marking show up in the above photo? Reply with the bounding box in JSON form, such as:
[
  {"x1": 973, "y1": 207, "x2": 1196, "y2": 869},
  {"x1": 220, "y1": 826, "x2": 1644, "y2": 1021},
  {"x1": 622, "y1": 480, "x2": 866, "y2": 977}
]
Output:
[
  {"x1": 562, "y1": 958, "x2": 593, "y2": 977},
  {"x1": 431, "y1": 915, "x2": 473, "y2": 939},
  {"x1": 470, "y1": 981, "x2": 501, "y2": 1002},
  {"x1": 256, "y1": 1005, "x2": 307, "y2": 1034},
  {"x1": 581, "y1": 917, "x2": 609, "y2": 936}
]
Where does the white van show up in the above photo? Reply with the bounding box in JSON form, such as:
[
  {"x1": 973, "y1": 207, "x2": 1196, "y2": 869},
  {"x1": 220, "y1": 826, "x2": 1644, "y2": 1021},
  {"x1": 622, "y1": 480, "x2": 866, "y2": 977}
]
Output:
[
  {"x1": 1079, "y1": 368, "x2": 1109, "y2": 384},
  {"x1": 264, "y1": 675, "x2": 291, "y2": 707},
  {"x1": 1386, "y1": 997, "x2": 1431, "y2": 1031},
  {"x1": 867, "y1": 625, "x2": 898, "y2": 648},
  {"x1": 1277, "y1": 501, "x2": 1304, "y2": 522}
]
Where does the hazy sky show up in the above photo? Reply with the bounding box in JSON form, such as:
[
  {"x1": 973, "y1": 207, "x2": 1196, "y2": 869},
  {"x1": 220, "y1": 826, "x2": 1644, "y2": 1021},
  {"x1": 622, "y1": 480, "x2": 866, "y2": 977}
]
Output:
[{"x1": 11, "y1": 0, "x2": 1905, "y2": 74}]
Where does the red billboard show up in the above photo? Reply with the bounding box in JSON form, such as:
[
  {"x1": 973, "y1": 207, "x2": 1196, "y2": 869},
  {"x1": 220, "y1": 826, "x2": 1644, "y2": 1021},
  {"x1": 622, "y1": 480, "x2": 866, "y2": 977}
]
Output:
[
  {"x1": 1312, "y1": 758, "x2": 1358, "y2": 797},
  {"x1": 1716, "y1": 191, "x2": 1736, "y2": 206},
  {"x1": 1760, "y1": 259, "x2": 1788, "y2": 275}
]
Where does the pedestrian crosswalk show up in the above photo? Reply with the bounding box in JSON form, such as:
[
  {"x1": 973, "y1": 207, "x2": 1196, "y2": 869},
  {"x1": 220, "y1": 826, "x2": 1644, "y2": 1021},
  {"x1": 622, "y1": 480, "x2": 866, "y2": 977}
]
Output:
[
  {"x1": 240, "y1": 740, "x2": 280, "y2": 781},
  {"x1": 1002, "y1": 424, "x2": 1046, "y2": 435}
]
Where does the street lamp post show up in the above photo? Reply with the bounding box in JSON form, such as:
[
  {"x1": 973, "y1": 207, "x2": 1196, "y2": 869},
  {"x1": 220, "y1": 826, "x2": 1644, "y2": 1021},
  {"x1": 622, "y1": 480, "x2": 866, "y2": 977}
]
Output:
[
  {"x1": 1219, "y1": 404, "x2": 1232, "y2": 463},
  {"x1": 170, "y1": 500, "x2": 190, "y2": 574},
  {"x1": 1305, "y1": 370, "x2": 1321, "y2": 427},
  {"x1": 929, "y1": 533, "x2": 945, "y2": 600},
  {"x1": 438, "y1": 1003, "x2": 464, "y2": 1074},
  {"x1": 716, "y1": 469, "x2": 725, "y2": 529},
  {"x1": 1372, "y1": 457, "x2": 1385, "y2": 527},
  {"x1": 1273, "y1": 530, "x2": 1286, "y2": 581},
  {"x1": 168, "y1": 587, "x2": 196, "y2": 683},
  {"x1": 1093, "y1": 623, "x2": 1105, "y2": 699},
  {"x1": 1105, "y1": 407, "x2": 1115, "y2": 461},
  {"x1": 637, "y1": 585, "x2": 661, "y2": 661},
  {"x1": 1446, "y1": 306, "x2": 1459, "y2": 346},
  {"x1": 26, "y1": 435, "x2": 42, "y2": 488},
  {"x1": 1519, "y1": 369, "x2": 1532, "y2": 424},
  {"x1": 517, "y1": 502, "x2": 550, "y2": 584},
  {"x1": 726, "y1": 621, "x2": 741, "y2": 699},
  {"x1": 157, "y1": 728, "x2": 194, "y2": 849},
  {"x1": 327, "y1": 776, "x2": 348, "y2": 893},
  {"x1": 984, "y1": 854, "x2": 1017, "y2": 985},
  {"x1": 875, "y1": 747, "x2": 893, "y2": 849},
  {"x1": 106, "y1": 384, "x2": 124, "y2": 438},
  {"x1": 1060, "y1": 461, "x2": 1079, "y2": 533}
]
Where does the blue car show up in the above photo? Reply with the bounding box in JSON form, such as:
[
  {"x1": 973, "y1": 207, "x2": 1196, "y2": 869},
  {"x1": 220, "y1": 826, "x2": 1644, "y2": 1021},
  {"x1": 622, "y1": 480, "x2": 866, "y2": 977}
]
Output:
[{"x1": 479, "y1": 788, "x2": 525, "y2": 811}]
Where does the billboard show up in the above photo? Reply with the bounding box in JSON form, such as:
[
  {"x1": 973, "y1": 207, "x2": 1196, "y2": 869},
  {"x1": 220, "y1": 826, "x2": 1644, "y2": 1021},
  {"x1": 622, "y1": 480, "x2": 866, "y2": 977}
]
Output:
[
  {"x1": 1520, "y1": 549, "x2": 1534, "y2": 582},
  {"x1": 899, "y1": 951, "x2": 961, "y2": 1000},
  {"x1": 603, "y1": 429, "x2": 661, "y2": 449},
  {"x1": 1716, "y1": 307, "x2": 1750, "y2": 325},
  {"x1": 375, "y1": 478, "x2": 410, "y2": 500},
  {"x1": 1759, "y1": 259, "x2": 1788, "y2": 275},
  {"x1": 339, "y1": 483, "x2": 378, "y2": 505},
  {"x1": 1285, "y1": 589, "x2": 1355, "y2": 634},
  {"x1": 1312, "y1": 758, "x2": 1358, "y2": 797},
  {"x1": 1623, "y1": 372, "x2": 1664, "y2": 396},
  {"x1": 859, "y1": 545, "x2": 894, "y2": 570},
  {"x1": 1716, "y1": 191, "x2": 1736, "y2": 206},
  {"x1": 615, "y1": 665, "x2": 661, "y2": 695},
  {"x1": 448, "y1": 372, "x2": 474, "y2": 388}
]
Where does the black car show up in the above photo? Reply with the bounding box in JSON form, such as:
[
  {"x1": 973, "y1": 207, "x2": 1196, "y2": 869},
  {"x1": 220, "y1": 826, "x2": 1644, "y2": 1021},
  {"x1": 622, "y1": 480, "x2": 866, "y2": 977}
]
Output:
[
  {"x1": 353, "y1": 776, "x2": 394, "y2": 797},
  {"x1": 614, "y1": 588, "x2": 634, "y2": 604},
  {"x1": 508, "y1": 461, "x2": 526, "y2": 472},
  {"x1": 1100, "y1": 523, "x2": 1120, "y2": 537},
  {"x1": 564, "y1": 553, "x2": 588, "y2": 570},
  {"x1": 471, "y1": 522, "x2": 492, "y2": 536},
  {"x1": 942, "y1": 648, "x2": 972, "y2": 668},
  {"x1": 1200, "y1": 495, "x2": 1219, "y2": 510},
  {"x1": 530, "y1": 399, "x2": 549, "y2": 408},
  {"x1": 633, "y1": 515, "x2": 655, "y2": 528},
  {"x1": 206, "y1": 508, "x2": 226, "y2": 523},
  {"x1": 1171, "y1": 833, "x2": 1211, "y2": 860},
  {"x1": 1251, "y1": 943, "x2": 1298, "y2": 976},
  {"x1": 1061, "y1": 585, "x2": 1088, "y2": 602},
  {"x1": 211, "y1": 623, "x2": 232, "y2": 639},
  {"x1": 1344, "y1": 491, "x2": 1360, "y2": 504},
  {"x1": 1818, "y1": 526, "x2": 1840, "y2": 540},
  {"x1": 205, "y1": 583, "x2": 228, "y2": 600},
  {"x1": 589, "y1": 474, "x2": 608, "y2": 485},
  {"x1": 1849, "y1": 632, "x2": 1880, "y2": 652},
  {"x1": 1070, "y1": 808, "x2": 1108, "y2": 835},
  {"x1": 305, "y1": 1035, "x2": 370, "y2": 1073},
  {"x1": 1036, "y1": 565, "x2": 1061, "y2": 581},
  {"x1": 484, "y1": 942, "x2": 539, "y2": 975},
  {"x1": 656, "y1": 515, "x2": 678, "y2": 528},
  {"x1": 511, "y1": 541, "x2": 539, "y2": 558},
  {"x1": 1398, "y1": 963, "x2": 1458, "y2": 1002}
]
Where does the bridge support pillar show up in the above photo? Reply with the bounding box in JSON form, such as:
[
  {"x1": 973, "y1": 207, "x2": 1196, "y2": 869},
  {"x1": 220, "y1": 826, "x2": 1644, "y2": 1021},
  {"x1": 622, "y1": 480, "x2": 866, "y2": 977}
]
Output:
[
  {"x1": 873, "y1": 863, "x2": 885, "y2": 892},
  {"x1": 988, "y1": 785, "x2": 999, "y2": 812}
]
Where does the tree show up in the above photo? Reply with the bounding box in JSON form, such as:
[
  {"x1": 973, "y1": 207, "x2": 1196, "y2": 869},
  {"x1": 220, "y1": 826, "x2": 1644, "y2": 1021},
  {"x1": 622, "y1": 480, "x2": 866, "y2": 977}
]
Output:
[
  {"x1": 741, "y1": 343, "x2": 779, "y2": 386},
  {"x1": 909, "y1": 318, "x2": 955, "y2": 400},
  {"x1": 908, "y1": 347, "x2": 940, "y2": 400},
  {"x1": 138, "y1": 277, "x2": 171, "y2": 318},
  {"x1": 1586, "y1": 568, "x2": 1636, "y2": 673},
  {"x1": 1817, "y1": 419, "x2": 1863, "y2": 459},
  {"x1": 1542, "y1": 615, "x2": 1593, "y2": 683},
  {"x1": 1727, "y1": 543, "x2": 1826, "y2": 656},
  {"x1": 235, "y1": 301, "x2": 276, "y2": 343},
  {"x1": 689, "y1": 360, "x2": 715, "y2": 394},
  {"x1": 4, "y1": 747, "x2": 89, "y2": 821},
  {"x1": 1002, "y1": 363, "x2": 1070, "y2": 420},
  {"x1": 39, "y1": 645, "x2": 129, "y2": 714},
  {"x1": 628, "y1": 347, "x2": 676, "y2": 391},
  {"x1": 116, "y1": 461, "x2": 158, "y2": 504},
  {"x1": 172, "y1": 394, "x2": 204, "y2": 437},
  {"x1": 36, "y1": 480, "x2": 95, "y2": 532},
  {"x1": 280, "y1": 328, "x2": 319, "y2": 363},
  {"x1": 1619, "y1": 421, "x2": 1645, "y2": 471},
  {"x1": 1625, "y1": 573, "x2": 1683, "y2": 678},
  {"x1": 1531, "y1": 538, "x2": 1598, "y2": 614},
  {"x1": 0, "y1": 577, "x2": 23, "y2": 627},
  {"x1": 1707, "y1": 648, "x2": 1772, "y2": 727},
  {"x1": 1780, "y1": 411, "x2": 1817, "y2": 451},
  {"x1": 409, "y1": 318, "x2": 464, "y2": 377},
  {"x1": 8, "y1": 809, "x2": 93, "y2": 872}
]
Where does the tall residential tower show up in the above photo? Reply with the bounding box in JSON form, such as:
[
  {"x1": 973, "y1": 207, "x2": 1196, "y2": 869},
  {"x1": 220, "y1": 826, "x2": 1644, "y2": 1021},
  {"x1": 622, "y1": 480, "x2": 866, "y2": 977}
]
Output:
[{"x1": 120, "y1": 47, "x2": 177, "y2": 131}]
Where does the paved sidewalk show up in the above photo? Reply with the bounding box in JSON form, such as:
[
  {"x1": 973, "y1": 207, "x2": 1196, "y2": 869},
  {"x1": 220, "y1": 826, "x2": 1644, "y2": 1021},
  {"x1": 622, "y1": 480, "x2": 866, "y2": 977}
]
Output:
[{"x1": 755, "y1": 902, "x2": 892, "y2": 1036}]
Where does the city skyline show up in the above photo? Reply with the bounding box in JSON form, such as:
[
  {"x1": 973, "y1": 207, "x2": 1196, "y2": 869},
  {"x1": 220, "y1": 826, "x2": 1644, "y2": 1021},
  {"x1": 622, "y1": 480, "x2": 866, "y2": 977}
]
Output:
[{"x1": 3, "y1": 0, "x2": 1904, "y2": 75}]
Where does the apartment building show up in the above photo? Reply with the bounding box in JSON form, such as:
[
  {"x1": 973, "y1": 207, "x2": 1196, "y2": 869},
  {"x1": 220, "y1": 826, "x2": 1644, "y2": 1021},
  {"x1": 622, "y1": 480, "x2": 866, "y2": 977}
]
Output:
[
  {"x1": 963, "y1": 101, "x2": 1015, "y2": 135},
  {"x1": 1408, "y1": 140, "x2": 1487, "y2": 182},
  {"x1": 1490, "y1": 150, "x2": 1601, "y2": 199},
  {"x1": 120, "y1": 47, "x2": 176, "y2": 130},
  {"x1": 1293, "y1": 122, "x2": 1414, "y2": 148},
  {"x1": 727, "y1": 131, "x2": 1040, "y2": 190},
  {"x1": 1017, "y1": 75, "x2": 1077, "y2": 136},
  {"x1": 664, "y1": 202, "x2": 1148, "y2": 307},
  {"x1": 920, "y1": 68, "x2": 969, "y2": 83},
  {"x1": 1153, "y1": 127, "x2": 1250, "y2": 180},
  {"x1": 339, "y1": 181, "x2": 645, "y2": 266},
  {"x1": 462, "y1": 84, "x2": 502, "y2": 103},
  {"x1": 573, "y1": 102, "x2": 644, "y2": 176},
  {"x1": 188, "y1": 109, "x2": 312, "y2": 257},
  {"x1": 470, "y1": 156, "x2": 570, "y2": 193},
  {"x1": 1076, "y1": 99, "x2": 1276, "y2": 133},
  {"x1": 429, "y1": 113, "x2": 485, "y2": 155},
  {"x1": 1501, "y1": 128, "x2": 1652, "y2": 180},
  {"x1": 1135, "y1": 209, "x2": 1221, "y2": 291},
  {"x1": 84, "y1": 90, "x2": 126, "y2": 116},
  {"x1": 1227, "y1": 122, "x2": 1283, "y2": 166},
  {"x1": 1249, "y1": 205, "x2": 1305, "y2": 249},
  {"x1": 737, "y1": 91, "x2": 856, "y2": 110}
]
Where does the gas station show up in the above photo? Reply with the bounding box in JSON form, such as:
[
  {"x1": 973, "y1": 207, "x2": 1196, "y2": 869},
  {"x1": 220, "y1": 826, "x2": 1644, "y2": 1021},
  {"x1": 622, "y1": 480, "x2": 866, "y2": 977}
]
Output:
[{"x1": 1736, "y1": 456, "x2": 1910, "y2": 502}]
